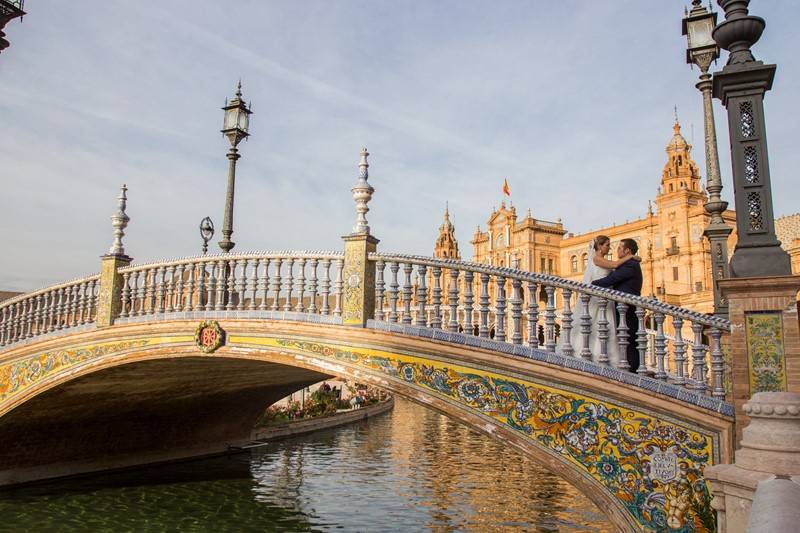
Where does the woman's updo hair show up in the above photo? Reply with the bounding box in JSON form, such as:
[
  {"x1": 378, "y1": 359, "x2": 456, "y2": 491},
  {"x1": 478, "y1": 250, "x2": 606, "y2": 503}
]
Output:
[{"x1": 593, "y1": 235, "x2": 610, "y2": 251}]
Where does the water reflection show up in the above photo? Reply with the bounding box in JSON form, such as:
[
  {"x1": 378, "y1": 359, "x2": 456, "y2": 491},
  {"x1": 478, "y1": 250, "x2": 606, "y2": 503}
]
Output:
[{"x1": 0, "y1": 398, "x2": 613, "y2": 532}]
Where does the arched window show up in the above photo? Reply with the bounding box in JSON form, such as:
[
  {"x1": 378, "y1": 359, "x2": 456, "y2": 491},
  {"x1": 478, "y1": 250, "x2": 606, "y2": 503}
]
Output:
[
  {"x1": 495, "y1": 234, "x2": 504, "y2": 249},
  {"x1": 581, "y1": 253, "x2": 588, "y2": 270},
  {"x1": 570, "y1": 255, "x2": 578, "y2": 273},
  {"x1": 669, "y1": 184, "x2": 674, "y2": 192}
]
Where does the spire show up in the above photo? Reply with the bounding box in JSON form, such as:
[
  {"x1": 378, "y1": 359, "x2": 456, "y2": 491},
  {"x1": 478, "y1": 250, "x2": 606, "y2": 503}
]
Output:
[
  {"x1": 434, "y1": 203, "x2": 460, "y2": 259},
  {"x1": 351, "y1": 147, "x2": 375, "y2": 235},
  {"x1": 108, "y1": 184, "x2": 130, "y2": 256}
]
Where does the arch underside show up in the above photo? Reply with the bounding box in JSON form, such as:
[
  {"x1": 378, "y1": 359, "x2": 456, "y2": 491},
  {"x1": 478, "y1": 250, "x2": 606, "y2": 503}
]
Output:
[{"x1": 0, "y1": 321, "x2": 732, "y2": 532}]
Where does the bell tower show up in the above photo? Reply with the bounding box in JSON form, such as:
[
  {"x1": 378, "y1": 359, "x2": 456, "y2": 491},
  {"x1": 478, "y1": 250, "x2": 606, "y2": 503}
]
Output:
[
  {"x1": 659, "y1": 117, "x2": 703, "y2": 198},
  {"x1": 434, "y1": 203, "x2": 460, "y2": 259}
]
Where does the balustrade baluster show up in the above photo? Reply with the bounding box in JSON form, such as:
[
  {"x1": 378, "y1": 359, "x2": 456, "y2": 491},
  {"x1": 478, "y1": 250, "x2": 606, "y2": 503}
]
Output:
[
  {"x1": 283, "y1": 258, "x2": 295, "y2": 312},
  {"x1": 203, "y1": 263, "x2": 215, "y2": 311},
  {"x1": 55, "y1": 288, "x2": 66, "y2": 329},
  {"x1": 558, "y1": 288, "x2": 573, "y2": 354},
  {"x1": 578, "y1": 293, "x2": 591, "y2": 360},
  {"x1": 615, "y1": 302, "x2": 630, "y2": 371},
  {"x1": 463, "y1": 272, "x2": 474, "y2": 336},
  {"x1": 479, "y1": 274, "x2": 490, "y2": 338},
  {"x1": 31, "y1": 295, "x2": 42, "y2": 336},
  {"x1": 333, "y1": 258, "x2": 344, "y2": 317},
  {"x1": 4, "y1": 305, "x2": 12, "y2": 343},
  {"x1": 89, "y1": 279, "x2": 99, "y2": 322},
  {"x1": 710, "y1": 328, "x2": 725, "y2": 399},
  {"x1": 225, "y1": 260, "x2": 237, "y2": 311},
  {"x1": 431, "y1": 267, "x2": 442, "y2": 329},
  {"x1": 271, "y1": 259, "x2": 282, "y2": 311},
  {"x1": 401, "y1": 263, "x2": 413, "y2": 325},
  {"x1": 386, "y1": 262, "x2": 399, "y2": 323},
  {"x1": 416, "y1": 265, "x2": 428, "y2": 326},
  {"x1": 307, "y1": 259, "x2": 318, "y2": 314},
  {"x1": 596, "y1": 297, "x2": 609, "y2": 364},
  {"x1": 447, "y1": 269, "x2": 459, "y2": 332},
  {"x1": 175, "y1": 264, "x2": 186, "y2": 312},
  {"x1": 25, "y1": 298, "x2": 34, "y2": 337},
  {"x1": 527, "y1": 282, "x2": 540, "y2": 348},
  {"x1": 653, "y1": 312, "x2": 667, "y2": 380},
  {"x1": 295, "y1": 258, "x2": 306, "y2": 312},
  {"x1": 258, "y1": 259, "x2": 270, "y2": 311},
  {"x1": 155, "y1": 267, "x2": 166, "y2": 313},
  {"x1": 690, "y1": 322, "x2": 708, "y2": 393},
  {"x1": 145, "y1": 269, "x2": 156, "y2": 315},
  {"x1": 192, "y1": 264, "x2": 203, "y2": 312},
  {"x1": 510, "y1": 278, "x2": 523, "y2": 345},
  {"x1": 76, "y1": 283, "x2": 87, "y2": 325},
  {"x1": 374, "y1": 260, "x2": 385, "y2": 321},
  {"x1": 635, "y1": 307, "x2": 648, "y2": 375},
  {"x1": 319, "y1": 259, "x2": 330, "y2": 315},
  {"x1": 672, "y1": 317, "x2": 686, "y2": 385},
  {"x1": 64, "y1": 288, "x2": 74, "y2": 327},
  {"x1": 495, "y1": 276, "x2": 506, "y2": 342},
  {"x1": 119, "y1": 272, "x2": 131, "y2": 318},
  {"x1": 10, "y1": 302, "x2": 18, "y2": 341},
  {"x1": 544, "y1": 286, "x2": 556, "y2": 353},
  {"x1": 37, "y1": 293, "x2": 48, "y2": 334},
  {"x1": 215, "y1": 260, "x2": 227, "y2": 311},
  {"x1": 133, "y1": 272, "x2": 144, "y2": 316},
  {"x1": 236, "y1": 260, "x2": 248, "y2": 311},
  {"x1": 0, "y1": 306, "x2": 7, "y2": 345},
  {"x1": 165, "y1": 266, "x2": 176, "y2": 313},
  {"x1": 47, "y1": 290, "x2": 57, "y2": 330}
]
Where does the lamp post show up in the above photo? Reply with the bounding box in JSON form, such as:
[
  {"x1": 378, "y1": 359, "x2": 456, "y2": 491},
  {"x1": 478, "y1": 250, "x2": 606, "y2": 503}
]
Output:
[
  {"x1": 682, "y1": 0, "x2": 732, "y2": 317},
  {"x1": 0, "y1": 0, "x2": 24, "y2": 54},
  {"x1": 199, "y1": 217, "x2": 214, "y2": 255},
  {"x1": 218, "y1": 81, "x2": 252, "y2": 254},
  {"x1": 711, "y1": 0, "x2": 791, "y2": 277}
]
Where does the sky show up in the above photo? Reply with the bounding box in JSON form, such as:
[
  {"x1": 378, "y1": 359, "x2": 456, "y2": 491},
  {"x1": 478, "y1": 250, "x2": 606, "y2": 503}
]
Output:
[{"x1": 1, "y1": 1, "x2": 798, "y2": 292}]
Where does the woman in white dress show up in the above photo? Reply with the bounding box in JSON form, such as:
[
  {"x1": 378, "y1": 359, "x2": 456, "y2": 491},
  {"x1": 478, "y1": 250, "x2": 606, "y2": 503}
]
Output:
[{"x1": 562, "y1": 235, "x2": 640, "y2": 366}]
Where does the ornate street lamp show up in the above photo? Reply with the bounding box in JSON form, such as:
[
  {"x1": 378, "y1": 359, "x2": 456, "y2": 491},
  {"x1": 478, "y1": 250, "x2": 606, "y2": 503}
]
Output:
[
  {"x1": 0, "y1": 0, "x2": 25, "y2": 54},
  {"x1": 711, "y1": 0, "x2": 791, "y2": 277},
  {"x1": 199, "y1": 216, "x2": 214, "y2": 255},
  {"x1": 218, "y1": 81, "x2": 252, "y2": 253},
  {"x1": 682, "y1": 0, "x2": 732, "y2": 317}
]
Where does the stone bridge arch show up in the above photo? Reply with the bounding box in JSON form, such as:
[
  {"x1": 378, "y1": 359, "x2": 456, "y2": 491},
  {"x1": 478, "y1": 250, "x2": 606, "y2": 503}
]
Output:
[{"x1": 0, "y1": 318, "x2": 734, "y2": 532}]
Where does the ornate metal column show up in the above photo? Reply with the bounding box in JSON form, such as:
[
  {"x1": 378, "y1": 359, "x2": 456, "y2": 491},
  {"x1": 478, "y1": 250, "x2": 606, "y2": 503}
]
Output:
[
  {"x1": 712, "y1": 0, "x2": 791, "y2": 277},
  {"x1": 0, "y1": 0, "x2": 24, "y2": 54},
  {"x1": 683, "y1": 1, "x2": 732, "y2": 317},
  {"x1": 218, "y1": 82, "x2": 252, "y2": 254}
]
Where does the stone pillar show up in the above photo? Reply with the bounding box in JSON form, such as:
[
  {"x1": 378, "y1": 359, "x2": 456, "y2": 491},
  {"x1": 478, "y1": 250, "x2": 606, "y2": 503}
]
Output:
[
  {"x1": 719, "y1": 276, "x2": 800, "y2": 444},
  {"x1": 341, "y1": 234, "x2": 378, "y2": 327},
  {"x1": 704, "y1": 392, "x2": 800, "y2": 533},
  {"x1": 96, "y1": 254, "x2": 132, "y2": 327}
]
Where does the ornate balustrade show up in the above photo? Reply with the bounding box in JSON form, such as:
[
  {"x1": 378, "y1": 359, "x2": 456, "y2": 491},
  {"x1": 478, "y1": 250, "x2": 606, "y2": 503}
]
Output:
[
  {"x1": 0, "y1": 249, "x2": 733, "y2": 401},
  {"x1": 370, "y1": 253, "x2": 732, "y2": 399},
  {"x1": 0, "y1": 275, "x2": 100, "y2": 347},
  {"x1": 116, "y1": 251, "x2": 345, "y2": 319}
]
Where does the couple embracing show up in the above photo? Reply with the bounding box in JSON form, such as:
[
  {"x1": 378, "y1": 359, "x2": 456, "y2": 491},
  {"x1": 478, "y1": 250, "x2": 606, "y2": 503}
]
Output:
[{"x1": 564, "y1": 235, "x2": 643, "y2": 372}]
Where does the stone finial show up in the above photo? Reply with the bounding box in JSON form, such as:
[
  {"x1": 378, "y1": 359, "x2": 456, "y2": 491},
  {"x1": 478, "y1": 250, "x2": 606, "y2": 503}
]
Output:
[
  {"x1": 351, "y1": 147, "x2": 374, "y2": 235},
  {"x1": 109, "y1": 184, "x2": 130, "y2": 256},
  {"x1": 737, "y1": 392, "x2": 800, "y2": 475}
]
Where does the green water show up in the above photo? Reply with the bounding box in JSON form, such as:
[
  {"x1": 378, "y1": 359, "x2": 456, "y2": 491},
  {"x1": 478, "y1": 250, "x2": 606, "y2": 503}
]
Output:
[{"x1": 0, "y1": 399, "x2": 614, "y2": 532}]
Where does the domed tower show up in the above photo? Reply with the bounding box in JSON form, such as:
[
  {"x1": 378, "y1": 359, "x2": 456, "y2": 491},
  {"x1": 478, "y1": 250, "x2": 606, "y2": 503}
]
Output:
[
  {"x1": 660, "y1": 117, "x2": 703, "y2": 197},
  {"x1": 434, "y1": 204, "x2": 460, "y2": 259}
]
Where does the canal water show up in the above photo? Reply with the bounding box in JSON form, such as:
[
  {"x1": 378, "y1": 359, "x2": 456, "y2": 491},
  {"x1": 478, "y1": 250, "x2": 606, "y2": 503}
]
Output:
[{"x1": 0, "y1": 398, "x2": 613, "y2": 532}]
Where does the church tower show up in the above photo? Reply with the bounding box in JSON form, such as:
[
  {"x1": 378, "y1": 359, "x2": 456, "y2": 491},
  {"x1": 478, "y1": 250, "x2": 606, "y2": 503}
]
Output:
[
  {"x1": 434, "y1": 204, "x2": 460, "y2": 259},
  {"x1": 659, "y1": 117, "x2": 703, "y2": 198}
]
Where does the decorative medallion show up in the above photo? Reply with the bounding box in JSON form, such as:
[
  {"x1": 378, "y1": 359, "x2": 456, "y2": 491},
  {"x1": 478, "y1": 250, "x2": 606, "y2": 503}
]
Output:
[{"x1": 195, "y1": 320, "x2": 224, "y2": 353}]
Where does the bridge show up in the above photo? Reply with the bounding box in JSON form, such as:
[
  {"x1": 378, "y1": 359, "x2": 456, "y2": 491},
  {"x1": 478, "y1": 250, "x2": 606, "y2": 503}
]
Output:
[{"x1": 0, "y1": 153, "x2": 736, "y2": 533}]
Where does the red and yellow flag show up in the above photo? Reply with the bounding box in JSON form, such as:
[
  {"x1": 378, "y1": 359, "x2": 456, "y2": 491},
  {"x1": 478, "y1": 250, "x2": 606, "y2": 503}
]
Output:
[{"x1": 502, "y1": 179, "x2": 511, "y2": 197}]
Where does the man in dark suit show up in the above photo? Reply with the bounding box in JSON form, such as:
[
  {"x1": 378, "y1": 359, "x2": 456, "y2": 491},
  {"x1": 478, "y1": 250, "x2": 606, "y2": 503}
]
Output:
[{"x1": 591, "y1": 238, "x2": 643, "y2": 372}]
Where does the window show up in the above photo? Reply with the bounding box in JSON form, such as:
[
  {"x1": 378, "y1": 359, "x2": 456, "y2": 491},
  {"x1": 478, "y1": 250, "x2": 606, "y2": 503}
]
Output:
[
  {"x1": 581, "y1": 253, "x2": 588, "y2": 270},
  {"x1": 571, "y1": 255, "x2": 578, "y2": 273},
  {"x1": 495, "y1": 234, "x2": 504, "y2": 249},
  {"x1": 540, "y1": 257, "x2": 546, "y2": 272},
  {"x1": 671, "y1": 236, "x2": 677, "y2": 249},
  {"x1": 669, "y1": 184, "x2": 674, "y2": 192},
  {"x1": 673, "y1": 267, "x2": 679, "y2": 281},
  {"x1": 548, "y1": 258, "x2": 554, "y2": 274}
]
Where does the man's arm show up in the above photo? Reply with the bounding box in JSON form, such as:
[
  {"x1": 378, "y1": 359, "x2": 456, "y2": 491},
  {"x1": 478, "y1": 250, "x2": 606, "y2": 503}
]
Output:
[{"x1": 591, "y1": 262, "x2": 635, "y2": 288}]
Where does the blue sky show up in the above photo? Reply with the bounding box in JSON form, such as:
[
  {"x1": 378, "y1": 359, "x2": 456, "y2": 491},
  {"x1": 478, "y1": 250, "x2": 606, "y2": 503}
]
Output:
[{"x1": 1, "y1": 1, "x2": 798, "y2": 291}]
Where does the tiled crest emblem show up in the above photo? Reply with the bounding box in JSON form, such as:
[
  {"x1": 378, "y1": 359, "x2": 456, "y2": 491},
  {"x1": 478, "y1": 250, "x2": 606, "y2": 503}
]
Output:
[{"x1": 195, "y1": 320, "x2": 224, "y2": 353}]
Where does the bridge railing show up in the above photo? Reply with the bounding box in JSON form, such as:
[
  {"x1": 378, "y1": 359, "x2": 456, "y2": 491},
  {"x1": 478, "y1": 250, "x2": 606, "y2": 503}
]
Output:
[
  {"x1": 115, "y1": 251, "x2": 345, "y2": 319},
  {"x1": 0, "y1": 274, "x2": 100, "y2": 346},
  {"x1": 369, "y1": 253, "x2": 732, "y2": 399}
]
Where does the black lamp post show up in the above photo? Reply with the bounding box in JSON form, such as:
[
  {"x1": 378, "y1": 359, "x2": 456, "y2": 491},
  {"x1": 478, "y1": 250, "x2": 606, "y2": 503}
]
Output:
[
  {"x1": 200, "y1": 216, "x2": 214, "y2": 255},
  {"x1": 683, "y1": 1, "x2": 732, "y2": 316},
  {"x1": 0, "y1": 0, "x2": 24, "y2": 54},
  {"x1": 711, "y1": 0, "x2": 791, "y2": 277},
  {"x1": 218, "y1": 81, "x2": 252, "y2": 254}
]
